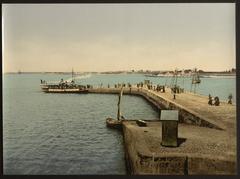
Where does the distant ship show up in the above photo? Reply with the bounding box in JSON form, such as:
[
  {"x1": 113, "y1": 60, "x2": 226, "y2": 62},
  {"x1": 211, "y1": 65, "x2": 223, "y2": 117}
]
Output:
[
  {"x1": 199, "y1": 75, "x2": 235, "y2": 78},
  {"x1": 18, "y1": 70, "x2": 22, "y2": 74},
  {"x1": 191, "y1": 69, "x2": 201, "y2": 84},
  {"x1": 40, "y1": 69, "x2": 89, "y2": 93},
  {"x1": 145, "y1": 73, "x2": 172, "y2": 77},
  {"x1": 145, "y1": 72, "x2": 192, "y2": 78}
]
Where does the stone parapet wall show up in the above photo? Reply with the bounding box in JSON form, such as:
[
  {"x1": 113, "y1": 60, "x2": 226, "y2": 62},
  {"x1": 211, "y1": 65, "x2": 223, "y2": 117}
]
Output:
[
  {"x1": 122, "y1": 122, "x2": 236, "y2": 175},
  {"x1": 89, "y1": 87, "x2": 223, "y2": 130}
]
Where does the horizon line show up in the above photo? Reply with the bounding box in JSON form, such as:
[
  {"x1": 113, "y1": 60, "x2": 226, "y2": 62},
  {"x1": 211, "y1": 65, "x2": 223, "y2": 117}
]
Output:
[{"x1": 3, "y1": 68, "x2": 236, "y2": 74}]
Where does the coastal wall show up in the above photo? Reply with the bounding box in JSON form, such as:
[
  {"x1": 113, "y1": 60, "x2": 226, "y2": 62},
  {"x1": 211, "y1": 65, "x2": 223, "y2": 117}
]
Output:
[
  {"x1": 88, "y1": 87, "x2": 236, "y2": 175},
  {"x1": 88, "y1": 87, "x2": 223, "y2": 130},
  {"x1": 122, "y1": 121, "x2": 236, "y2": 175}
]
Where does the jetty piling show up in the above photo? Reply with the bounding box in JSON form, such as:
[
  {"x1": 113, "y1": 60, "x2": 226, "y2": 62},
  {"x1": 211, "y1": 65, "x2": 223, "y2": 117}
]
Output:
[{"x1": 117, "y1": 87, "x2": 124, "y2": 120}]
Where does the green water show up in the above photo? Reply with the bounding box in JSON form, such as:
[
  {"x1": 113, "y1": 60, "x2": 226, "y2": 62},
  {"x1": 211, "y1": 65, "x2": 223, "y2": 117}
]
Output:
[{"x1": 3, "y1": 73, "x2": 236, "y2": 174}]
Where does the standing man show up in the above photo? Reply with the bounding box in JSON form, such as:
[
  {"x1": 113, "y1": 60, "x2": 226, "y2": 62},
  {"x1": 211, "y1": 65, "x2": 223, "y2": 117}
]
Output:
[
  {"x1": 228, "y1": 94, "x2": 233, "y2": 104},
  {"x1": 208, "y1": 94, "x2": 213, "y2": 105}
]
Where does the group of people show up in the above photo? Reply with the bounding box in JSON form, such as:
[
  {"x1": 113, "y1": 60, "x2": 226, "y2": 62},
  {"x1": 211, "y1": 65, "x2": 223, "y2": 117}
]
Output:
[
  {"x1": 112, "y1": 82, "x2": 166, "y2": 93},
  {"x1": 59, "y1": 79, "x2": 75, "y2": 88},
  {"x1": 155, "y1": 85, "x2": 165, "y2": 92},
  {"x1": 208, "y1": 95, "x2": 220, "y2": 106},
  {"x1": 114, "y1": 83, "x2": 131, "y2": 88},
  {"x1": 40, "y1": 79, "x2": 46, "y2": 84},
  {"x1": 136, "y1": 82, "x2": 144, "y2": 88},
  {"x1": 208, "y1": 94, "x2": 233, "y2": 106}
]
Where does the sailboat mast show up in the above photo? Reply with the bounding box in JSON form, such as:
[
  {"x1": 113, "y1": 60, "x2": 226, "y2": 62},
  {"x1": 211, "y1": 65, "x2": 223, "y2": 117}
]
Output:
[
  {"x1": 117, "y1": 87, "x2": 124, "y2": 120},
  {"x1": 174, "y1": 69, "x2": 178, "y2": 87},
  {"x1": 72, "y1": 68, "x2": 74, "y2": 81}
]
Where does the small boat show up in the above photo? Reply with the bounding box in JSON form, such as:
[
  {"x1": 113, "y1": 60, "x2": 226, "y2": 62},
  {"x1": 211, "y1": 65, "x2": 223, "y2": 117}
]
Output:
[
  {"x1": 106, "y1": 118, "x2": 122, "y2": 129},
  {"x1": 191, "y1": 68, "x2": 201, "y2": 84},
  {"x1": 144, "y1": 74, "x2": 159, "y2": 77},
  {"x1": 106, "y1": 87, "x2": 124, "y2": 129},
  {"x1": 145, "y1": 73, "x2": 174, "y2": 77},
  {"x1": 192, "y1": 76, "x2": 201, "y2": 84},
  {"x1": 192, "y1": 79, "x2": 201, "y2": 84}
]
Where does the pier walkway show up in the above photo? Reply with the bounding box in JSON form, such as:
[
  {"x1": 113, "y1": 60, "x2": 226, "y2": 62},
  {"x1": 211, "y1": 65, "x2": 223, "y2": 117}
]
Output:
[{"x1": 88, "y1": 86, "x2": 236, "y2": 136}]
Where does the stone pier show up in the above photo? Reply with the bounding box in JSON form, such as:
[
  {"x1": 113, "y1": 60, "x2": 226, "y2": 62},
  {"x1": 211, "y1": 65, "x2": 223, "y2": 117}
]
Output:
[
  {"x1": 89, "y1": 86, "x2": 236, "y2": 134},
  {"x1": 88, "y1": 86, "x2": 236, "y2": 174},
  {"x1": 122, "y1": 120, "x2": 236, "y2": 175},
  {"x1": 45, "y1": 86, "x2": 236, "y2": 174}
]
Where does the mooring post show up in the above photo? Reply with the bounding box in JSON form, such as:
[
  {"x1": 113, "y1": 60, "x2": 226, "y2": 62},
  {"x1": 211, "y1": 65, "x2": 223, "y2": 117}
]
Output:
[{"x1": 117, "y1": 87, "x2": 124, "y2": 120}]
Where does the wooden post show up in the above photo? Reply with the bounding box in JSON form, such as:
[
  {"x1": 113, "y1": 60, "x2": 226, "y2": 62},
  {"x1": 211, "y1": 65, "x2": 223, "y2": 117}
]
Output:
[{"x1": 117, "y1": 87, "x2": 124, "y2": 120}]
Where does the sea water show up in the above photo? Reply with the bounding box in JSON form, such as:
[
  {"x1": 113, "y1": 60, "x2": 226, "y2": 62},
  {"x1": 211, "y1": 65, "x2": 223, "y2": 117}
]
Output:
[{"x1": 3, "y1": 73, "x2": 235, "y2": 174}]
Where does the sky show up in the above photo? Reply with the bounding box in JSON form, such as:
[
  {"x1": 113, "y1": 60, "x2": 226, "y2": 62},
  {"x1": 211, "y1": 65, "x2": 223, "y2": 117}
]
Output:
[{"x1": 2, "y1": 3, "x2": 235, "y2": 72}]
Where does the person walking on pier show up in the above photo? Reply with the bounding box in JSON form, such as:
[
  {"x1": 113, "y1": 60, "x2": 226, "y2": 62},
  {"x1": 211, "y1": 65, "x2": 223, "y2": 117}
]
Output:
[
  {"x1": 228, "y1": 94, "x2": 233, "y2": 104},
  {"x1": 171, "y1": 86, "x2": 176, "y2": 100},
  {"x1": 173, "y1": 93, "x2": 176, "y2": 100}
]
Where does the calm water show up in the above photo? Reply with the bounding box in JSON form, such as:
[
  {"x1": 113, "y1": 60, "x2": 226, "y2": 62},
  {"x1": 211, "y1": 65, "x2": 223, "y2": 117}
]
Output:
[{"x1": 3, "y1": 73, "x2": 235, "y2": 174}]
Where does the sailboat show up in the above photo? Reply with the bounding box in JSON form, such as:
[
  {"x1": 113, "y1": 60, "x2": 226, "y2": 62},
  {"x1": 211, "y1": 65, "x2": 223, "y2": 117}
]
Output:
[
  {"x1": 192, "y1": 68, "x2": 201, "y2": 84},
  {"x1": 190, "y1": 68, "x2": 201, "y2": 93},
  {"x1": 106, "y1": 87, "x2": 124, "y2": 129}
]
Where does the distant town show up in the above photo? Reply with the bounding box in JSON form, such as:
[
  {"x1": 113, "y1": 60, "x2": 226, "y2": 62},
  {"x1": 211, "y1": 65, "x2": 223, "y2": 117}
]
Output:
[{"x1": 6, "y1": 68, "x2": 236, "y2": 76}]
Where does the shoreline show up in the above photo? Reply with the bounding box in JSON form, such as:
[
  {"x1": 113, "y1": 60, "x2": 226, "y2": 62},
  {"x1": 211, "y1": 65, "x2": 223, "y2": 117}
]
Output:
[{"x1": 3, "y1": 72, "x2": 237, "y2": 76}]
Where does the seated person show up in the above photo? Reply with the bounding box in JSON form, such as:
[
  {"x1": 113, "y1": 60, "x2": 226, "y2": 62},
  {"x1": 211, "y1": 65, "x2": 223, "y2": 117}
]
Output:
[
  {"x1": 208, "y1": 97, "x2": 213, "y2": 105},
  {"x1": 214, "y1": 96, "x2": 220, "y2": 106}
]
